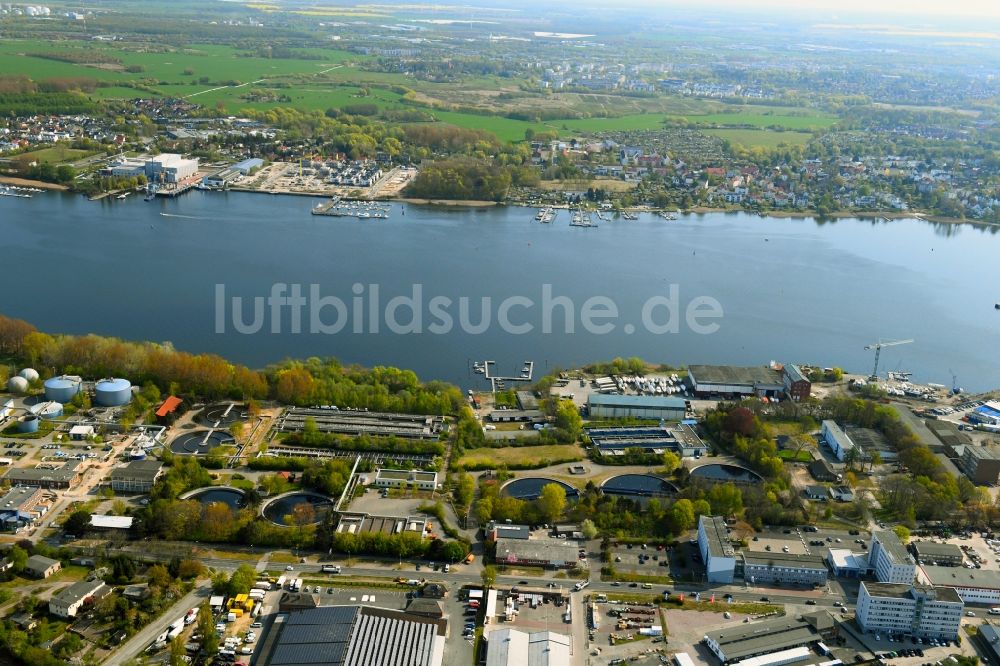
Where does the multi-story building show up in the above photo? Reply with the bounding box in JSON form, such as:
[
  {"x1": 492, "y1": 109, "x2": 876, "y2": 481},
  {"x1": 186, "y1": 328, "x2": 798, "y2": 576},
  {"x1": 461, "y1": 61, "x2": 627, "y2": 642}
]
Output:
[
  {"x1": 960, "y1": 445, "x2": 1000, "y2": 485},
  {"x1": 373, "y1": 469, "x2": 439, "y2": 491},
  {"x1": 698, "y1": 515, "x2": 736, "y2": 583},
  {"x1": 918, "y1": 566, "x2": 1000, "y2": 605},
  {"x1": 741, "y1": 552, "x2": 828, "y2": 587},
  {"x1": 856, "y1": 582, "x2": 963, "y2": 640},
  {"x1": 911, "y1": 541, "x2": 964, "y2": 567},
  {"x1": 783, "y1": 365, "x2": 811, "y2": 401},
  {"x1": 869, "y1": 530, "x2": 917, "y2": 584}
]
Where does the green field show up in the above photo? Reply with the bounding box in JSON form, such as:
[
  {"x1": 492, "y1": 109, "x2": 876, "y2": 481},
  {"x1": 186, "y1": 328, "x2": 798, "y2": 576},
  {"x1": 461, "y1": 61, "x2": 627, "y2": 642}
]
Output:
[
  {"x1": 705, "y1": 128, "x2": 813, "y2": 148},
  {"x1": 15, "y1": 146, "x2": 96, "y2": 164},
  {"x1": 456, "y1": 444, "x2": 585, "y2": 468},
  {"x1": 694, "y1": 112, "x2": 837, "y2": 130}
]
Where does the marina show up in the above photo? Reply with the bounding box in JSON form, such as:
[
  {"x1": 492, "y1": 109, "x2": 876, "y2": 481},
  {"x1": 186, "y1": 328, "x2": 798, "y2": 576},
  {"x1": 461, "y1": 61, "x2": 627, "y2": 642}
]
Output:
[
  {"x1": 569, "y1": 207, "x2": 597, "y2": 228},
  {"x1": 312, "y1": 197, "x2": 390, "y2": 219},
  {"x1": 0, "y1": 185, "x2": 39, "y2": 198},
  {"x1": 535, "y1": 207, "x2": 556, "y2": 223}
]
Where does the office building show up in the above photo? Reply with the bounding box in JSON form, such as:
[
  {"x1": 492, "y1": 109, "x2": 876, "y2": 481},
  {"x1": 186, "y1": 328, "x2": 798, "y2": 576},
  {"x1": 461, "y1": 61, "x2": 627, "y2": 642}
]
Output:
[
  {"x1": 855, "y1": 582, "x2": 963, "y2": 640},
  {"x1": 741, "y1": 552, "x2": 828, "y2": 587},
  {"x1": 698, "y1": 515, "x2": 736, "y2": 583},
  {"x1": 869, "y1": 530, "x2": 917, "y2": 584}
]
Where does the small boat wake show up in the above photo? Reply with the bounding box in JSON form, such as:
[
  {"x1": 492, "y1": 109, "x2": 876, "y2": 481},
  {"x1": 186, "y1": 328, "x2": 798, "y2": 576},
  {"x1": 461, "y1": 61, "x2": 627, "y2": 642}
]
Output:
[{"x1": 159, "y1": 212, "x2": 204, "y2": 220}]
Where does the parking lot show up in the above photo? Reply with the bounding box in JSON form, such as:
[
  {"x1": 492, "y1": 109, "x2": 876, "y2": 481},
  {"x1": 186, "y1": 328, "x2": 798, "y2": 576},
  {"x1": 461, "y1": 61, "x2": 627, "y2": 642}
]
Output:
[
  {"x1": 609, "y1": 542, "x2": 672, "y2": 578},
  {"x1": 346, "y1": 488, "x2": 432, "y2": 517}
]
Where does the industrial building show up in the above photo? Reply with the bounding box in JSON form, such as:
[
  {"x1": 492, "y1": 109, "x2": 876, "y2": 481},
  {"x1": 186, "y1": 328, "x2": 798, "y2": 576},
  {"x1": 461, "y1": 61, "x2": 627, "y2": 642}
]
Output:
[
  {"x1": 0, "y1": 486, "x2": 50, "y2": 532},
  {"x1": 687, "y1": 365, "x2": 785, "y2": 399},
  {"x1": 485, "y1": 628, "x2": 570, "y2": 666},
  {"x1": 373, "y1": 469, "x2": 439, "y2": 491},
  {"x1": 278, "y1": 407, "x2": 444, "y2": 440},
  {"x1": 911, "y1": 541, "x2": 964, "y2": 567},
  {"x1": 4, "y1": 459, "x2": 82, "y2": 489},
  {"x1": 494, "y1": 537, "x2": 578, "y2": 569},
  {"x1": 968, "y1": 402, "x2": 1000, "y2": 427},
  {"x1": 145, "y1": 153, "x2": 199, "y2": 184},
  {"x1": 869, "y1": 530, "x2": 917, "y2": 584},
  {"x1": 586, "y1": 394, "x2": 686, "y2": 421},
  {"x1": 698, "y1": 515, "x2": 737, "y2": 583},
  {"x1": 855, "y1": 582, "x2": 963, "y2": 640},
  {"x1": 49, "y1": 580, "x2": 109, "y2": 619},
  {"x1": 782, "y1": 365, "x2": 812, "y2": 401},
  {"x1": 703, "y1": 614, "x2": 832, "y2": 664},
  {"x1": 487, "y1": 409, "x2": 545, "y2": 424},
  {"x1": 960, "y1": 445, "x2": 1000, "y2": 485},
  {"x1": 256, "y1": 605, "x2": 446, "y2": 666},
  {"x1": 918, "y1": 565, "x2": 1000, "y2": 605},
  {"x1": 333, "y1": 513, "x2": 428, "y2": 538},
  {"x1": 822, "y1": 421, "x2": 857, "y2": 462},
  {"x1": 741, "y1": 552, "x2": 828, "y2": 587},
  {"x1": 110, "y1": 460, "x2": 164, "y2": 493},
  {"x1": 202, "y1": 168, "x2": 240, "y2": 189},
  {"x1": 586, "y1": 423, "x2": 707, "y2": 457},
  {"x1": 233, "y1": 157, "x2": 264, "y2": 175}
]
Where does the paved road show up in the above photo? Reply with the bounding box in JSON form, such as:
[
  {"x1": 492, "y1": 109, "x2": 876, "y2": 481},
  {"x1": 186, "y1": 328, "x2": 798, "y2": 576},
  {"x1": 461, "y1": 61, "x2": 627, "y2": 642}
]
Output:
[{"x1": 104, "y1": 582, "x2": 211, "y2": 666}]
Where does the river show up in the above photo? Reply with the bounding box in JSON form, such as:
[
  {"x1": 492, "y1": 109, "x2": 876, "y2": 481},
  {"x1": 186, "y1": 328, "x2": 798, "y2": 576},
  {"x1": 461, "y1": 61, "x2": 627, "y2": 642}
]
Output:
[{"x1": 3, "y1": 190, "x2": 999, "y2": 391}]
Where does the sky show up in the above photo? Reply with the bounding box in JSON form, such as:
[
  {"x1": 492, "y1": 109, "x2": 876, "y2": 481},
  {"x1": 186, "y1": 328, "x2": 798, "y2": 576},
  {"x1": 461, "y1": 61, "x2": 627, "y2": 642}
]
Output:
[{"x1": 652, "y1": 0, "x2": 1000, "y2": 19}]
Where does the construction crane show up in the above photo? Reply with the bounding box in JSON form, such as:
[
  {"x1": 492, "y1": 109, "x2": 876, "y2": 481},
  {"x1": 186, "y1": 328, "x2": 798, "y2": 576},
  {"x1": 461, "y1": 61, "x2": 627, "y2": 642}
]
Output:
[{"x1": 864, "y1": 339, "x2": 914, "y2": 380}]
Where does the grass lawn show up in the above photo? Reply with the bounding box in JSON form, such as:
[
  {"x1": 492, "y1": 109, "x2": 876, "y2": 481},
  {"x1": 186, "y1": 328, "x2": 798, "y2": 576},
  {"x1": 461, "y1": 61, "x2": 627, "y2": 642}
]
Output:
[
  {"x1": 704, "y1": 128, "x2": 813, "y2": 148},
  {"x1": 456, "y1": 444, "x2": 584, "y2": 469},
  {"x1": 16, "y1": 146, "x2": 97, "y2": 164},
  {"x1": 538, "y1": 178, "x2": 636, "y2": 192},
  {"x1": 777, "y1": 450, "x2": 813, "y2": 462}
]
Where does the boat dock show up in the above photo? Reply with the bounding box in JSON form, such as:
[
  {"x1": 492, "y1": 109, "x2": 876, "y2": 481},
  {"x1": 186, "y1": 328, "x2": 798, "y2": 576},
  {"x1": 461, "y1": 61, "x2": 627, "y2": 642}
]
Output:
[{"x1": 311, "y1": 198, "x2": 389, "y2": 219}]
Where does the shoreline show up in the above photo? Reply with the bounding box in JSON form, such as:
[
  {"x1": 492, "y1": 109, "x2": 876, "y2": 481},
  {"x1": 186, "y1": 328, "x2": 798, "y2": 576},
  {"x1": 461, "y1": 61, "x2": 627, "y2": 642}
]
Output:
[{"x1": 0, "y1": 176, "x2": 68, "y2": 191}]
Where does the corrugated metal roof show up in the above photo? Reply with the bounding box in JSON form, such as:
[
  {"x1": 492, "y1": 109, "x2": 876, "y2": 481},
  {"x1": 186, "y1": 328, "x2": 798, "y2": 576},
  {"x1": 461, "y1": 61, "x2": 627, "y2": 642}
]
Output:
[{"x1": 587, "y1": 394, "x2": 686, "y2": 408}]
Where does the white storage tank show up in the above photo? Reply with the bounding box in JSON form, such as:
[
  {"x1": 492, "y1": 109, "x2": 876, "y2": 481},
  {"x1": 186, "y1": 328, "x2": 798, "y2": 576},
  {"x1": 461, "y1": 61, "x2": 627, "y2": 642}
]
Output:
[
  {"x1": 18, "y1": 368, "x2": 39, "y2": 383},
  {"x1": 95, "y1": 378, "x2": 132, "y2": 406},
  {"x1": 6, "y1": 376, "x2": 29, "y2": 394},
  {"x1": 44, "y1": 375, "x2": 82, "y2": 403}
]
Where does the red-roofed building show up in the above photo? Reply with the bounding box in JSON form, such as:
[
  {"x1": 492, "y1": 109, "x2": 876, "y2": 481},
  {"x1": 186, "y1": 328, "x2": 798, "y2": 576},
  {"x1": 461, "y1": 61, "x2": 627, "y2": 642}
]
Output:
[{"x1": 155, "y1": 396, "x2": 183, "y2": 420}]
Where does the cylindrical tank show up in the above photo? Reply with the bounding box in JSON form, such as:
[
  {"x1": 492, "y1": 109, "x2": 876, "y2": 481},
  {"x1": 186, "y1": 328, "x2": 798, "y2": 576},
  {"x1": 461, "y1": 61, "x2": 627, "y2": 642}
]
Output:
[
  {"x1": 6, "y1": 376, "x2": 29, "y2": 394},
  {"x1": 31, "y1": 401, "x2": 64, "y2": 420},
  {"x1": 17, "y1": 415, "x2": 39, "y2": 433},
  {"x1": 44, "y1": 376, "x2": 82, "y2": 403},
  {"x1": 95, "y1": 378, "x2": 132, "y2": 406},
  {"x1": 18, "y1": 368, "x2": 39, "y2": 382}
]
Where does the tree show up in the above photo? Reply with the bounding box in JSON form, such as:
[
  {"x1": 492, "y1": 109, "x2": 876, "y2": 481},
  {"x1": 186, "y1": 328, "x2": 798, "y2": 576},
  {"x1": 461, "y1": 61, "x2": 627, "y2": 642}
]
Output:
[
  {"x1": 481, "y1": 565, "x2": 496, "y2": 589},
  {"x1": 707, "y1": 483, "x2": 743, "y2": 517},
  {"x1": 580, "y1": 519, "x2": 598, "y2": 540},
  {"x1": 661, "y1": 451, "x2": 681, "y2": 474},
  {"x1": 455, "y1": 473, "x2": 476, "y2": 508},
  {"x1": 197, "y1": 601, "x2": 218, "y2": 656},
  {"x1": 536, "y1": 483, "x2": 567, "y2": 524},
  {"x1": 667, "y1": 499, "x2": 696, "y2": 534},
  {"x1": 229, "y1": 421, "x2": 244, "y2": 442},
  {"x1": 227, "y1": 564, "x2": 258, "y2": 596},
  {"x1": 892, "y1": 525, "x2": 911, "y2": 544},
  {"x1": 7, "y1": 545, "x2": 27, "y2": 574},
  {"x1": 64, "y1": 508, "x2": 92, "y2": 535}
]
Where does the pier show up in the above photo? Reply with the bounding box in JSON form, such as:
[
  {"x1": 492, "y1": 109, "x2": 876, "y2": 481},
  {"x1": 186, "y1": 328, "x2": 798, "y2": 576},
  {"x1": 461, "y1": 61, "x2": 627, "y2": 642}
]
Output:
[{"x1": 311, "y1": 197, "x2": 390, "y2": 219}]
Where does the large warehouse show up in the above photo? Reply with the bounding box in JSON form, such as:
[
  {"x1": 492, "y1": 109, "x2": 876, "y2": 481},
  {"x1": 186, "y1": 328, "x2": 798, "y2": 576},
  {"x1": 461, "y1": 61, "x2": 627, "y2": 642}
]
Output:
[
  {"x1": 257, "y1": 605, "x2": 446, "y2": 666},
  {"x1": 586, "y1": 394, "x2": 686, "y2": 420},
  {"x1": 485, "y1": 628, "x2": 570, "y2": 666},
  {"x1": 687, "y1": 365, "x2": 785, "y2": 398},
  {"x1": 703, "y1": 614, "x2": 833, "y2": 664},
  {"x1": 586, "y1": 423, "x2": 706, "y2": 457}
]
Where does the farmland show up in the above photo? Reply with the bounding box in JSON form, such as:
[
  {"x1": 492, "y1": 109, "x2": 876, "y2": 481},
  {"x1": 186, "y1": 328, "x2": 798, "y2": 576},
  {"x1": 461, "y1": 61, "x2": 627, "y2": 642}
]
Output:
[
  {"x1": 704, "y1": 128, "x2": 813, "y2": 148},
  {"x1": 13, "y1": 146, "x2": 97, "y2": 164}
]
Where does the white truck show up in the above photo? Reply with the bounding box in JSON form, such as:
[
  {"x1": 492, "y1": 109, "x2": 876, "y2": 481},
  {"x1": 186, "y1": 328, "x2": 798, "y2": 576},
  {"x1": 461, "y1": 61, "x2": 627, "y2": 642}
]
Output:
[
  {"x1": 321, "y1": 565, "x2": 342, "y2": 574},
  {"x1": 292, "y1": 578, "x2": 303, "y2": 592},
  {"x1": 275, "y1": 575, "x2": 287, "y2": 590},
  {"x1": 573, "y1": 580, "x2": 590, "y2": 592}
]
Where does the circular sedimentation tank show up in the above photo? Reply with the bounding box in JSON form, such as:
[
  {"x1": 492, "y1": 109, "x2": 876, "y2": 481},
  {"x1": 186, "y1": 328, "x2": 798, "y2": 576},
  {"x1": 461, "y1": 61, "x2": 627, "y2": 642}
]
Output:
[
  {"x1": 501, "y1": 477, "x2": 578, "y2": 501},
  {"x1": 197, "y1": 403, "x2": 245, "y2": 428},
  {"x1": 169, "y1": 430, "x2": 235, "y2": 455},
  {"x1": 6, "y1": 376, "x2": 29, "y2": 394},
  {"x1": 690, "y1": 463, "x2": 763, "y2": 484},
  {"x1": 95, "y1": 378, "x2": 132, "y2": 407},
  {"x1": 601, "y1": 474, "x2": 678, "y2": 498},
  {"x1": 181, "y1": 487, "x2": 247, "y2": 510},
  {"x1": 30, "y1": 401, "x2": 63, "y2": 420},
  {"x1": 262, "y1": 492, "x2": 332, "y2": 526},
  {"x1": 44, "y1": 376, "x2": 81, "y2": 403}
]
